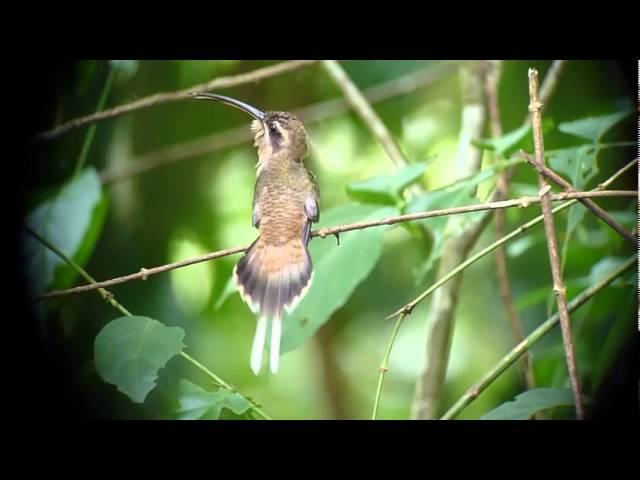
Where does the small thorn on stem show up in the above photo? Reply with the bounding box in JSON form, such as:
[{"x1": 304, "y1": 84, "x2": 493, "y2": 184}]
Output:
[
  {"x1": 378, "y1": 366, "x2": 389, "y2": 373},
  {"x1": 334, "y1": 233, "x2": 340, "y2": 246},
  {"x1": 140, "y1": 268, "x2": 149, "y2": 280},
  {"x1": 402, "y1": 304, "x2": 415, "y2": 316}
]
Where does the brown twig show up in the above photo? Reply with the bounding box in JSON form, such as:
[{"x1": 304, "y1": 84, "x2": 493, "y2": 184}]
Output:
[
  {"x1": 528, "y1": 67, "x2": 584, "y2": 419},
  {"x1": 35, "y1": 189, "x2": 635, "y2": 301},
  {"x1": 484, "y1": 60, "x2": 537, "y2": 394},
  {"x1": 100, "y1": 61, "x2": 459, "y2": 184},
  {"x1": 521, "y1": 151, "x2": 637, "y2": 247},
  {"x1": 35, "y1": 60, "x2": 318, "y2": 142},
  {"x1": 320, "y1": 60, "x2": 410, "y2": 169}
]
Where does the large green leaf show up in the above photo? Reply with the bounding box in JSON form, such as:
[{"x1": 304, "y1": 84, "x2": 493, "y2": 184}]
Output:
[
  {"x1": 94, "y1": 316, "x2": 185, "y2": 403},
  {"x1": 281, "y1": 204, "x2": 398, "y2": 353},
  {"x1": 346, "y1": 162, "x2": 428, "y2": 205},
  {"x1": 480, "y1": 388, "x2": 577, "y2": 420},
  {"x1": 23, "y1": 167, "x2": 107, "y2": 294},
  {"x1": 176, "y1": 380, "x2": 251, "y2": 420},
  {"x1": 558, "y1": 109, "x2": 631, "y2": 143}
]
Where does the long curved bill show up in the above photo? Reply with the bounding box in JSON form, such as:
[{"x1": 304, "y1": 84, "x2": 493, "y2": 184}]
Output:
[{"x1": 191, "y1": 92, "x2": 265, "y2": 121}]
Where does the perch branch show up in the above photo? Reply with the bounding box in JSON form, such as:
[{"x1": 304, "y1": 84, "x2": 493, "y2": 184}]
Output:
[
  {"x1": 100, "y1": 61, "x2": 459, "y2": 184},
  {"x1": 441, "y1": 255, "x2": 636, "y2": 420},
  {"x1": 35, "y1": 189, "x2": 635, "y2": 301},
  {"x1": 528, "y1": 67, "x2": 584, "y2": 419},
  {"x1": 521, "y1": 151, "x2": 636, "y2": 246},
  {"x1": 25, "y1": 226, "x2": 271, "y2": 420},
  {"x1": 35, "y1": 60, "x2": 318, "y2": 142}
]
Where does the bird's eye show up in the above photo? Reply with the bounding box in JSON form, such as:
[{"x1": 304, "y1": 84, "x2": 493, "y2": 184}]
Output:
[{"x1": 268, "y1": 122, "x2": 278, "y2": 134}]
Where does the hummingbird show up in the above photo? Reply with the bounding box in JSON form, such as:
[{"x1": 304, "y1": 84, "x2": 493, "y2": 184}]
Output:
[{"x1": 192, "y1": 92, "x2": 320, "y2": 375}]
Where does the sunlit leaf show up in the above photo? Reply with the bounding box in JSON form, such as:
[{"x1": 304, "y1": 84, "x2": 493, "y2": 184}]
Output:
[
  {"x1": 346, "y1": 162, "x2": 428, "y2": 205},
  {"x1": 281, "y1": 204, "x2": 398, "y2": 353},
  {"x1": 214, "y1": 273, "x2": 239, "y2": 310},
  {"x1": 169, "y1": 235, "x2": 214, "y2": 315},
  {"x1": 23, "y1": 168, "x2": 107, "y2": 294},
  {"x1": 481, "y1": 388, "x2": 577, "y2": 420},
  {"x1": 559, "y1": 109, "x2": 631, "y2": 143},
  {"x1": 176, "y1": 380, "x2": 250, "y2": 420},
  {"x1": 94, "y1": 316, "x2": 185, "y2": 403}
]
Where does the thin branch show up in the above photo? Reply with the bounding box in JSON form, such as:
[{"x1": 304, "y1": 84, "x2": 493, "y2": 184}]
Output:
[
  {"x1": 532, "y1": 60, "x2": 567, "y2": 122},
  {"x1": 484, "y1": 60, "x2": 537, "y2": 394},
  {"x1": 24, "y1": 226, "x2": 132, "y2": 317},
  {"x1": 528, "y1": 67, "x2": 584, "y2": 419},
  {"x1": 100, "y1": 61, "x2": 459, "y2": 184},
  {"x1": 441, "y1": 255, "x2": 636, "y2": 420},
  {"x1": 521, "y1": 151, "x2": 637, "y2": 247},
  {"x1": 35, "y1": 189, "x2": 635, "y2": 301},
  {"x1": 35, "y1": 60, "x2": 318, "y2": 142},
  {"x1": 372, "y1": 313, "x2": 406, "y2": 420},
  {"x1": 320, "y1": 60, "x2": 410, "y2": 169},
  {"x1": 25, "y1": 226, "x2": 271, "y2": 420}
]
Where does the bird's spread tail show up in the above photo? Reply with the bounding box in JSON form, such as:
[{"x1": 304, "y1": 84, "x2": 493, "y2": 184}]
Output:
[{"x1": 234, "y1": 237, "x2": 313, "y2": 374}]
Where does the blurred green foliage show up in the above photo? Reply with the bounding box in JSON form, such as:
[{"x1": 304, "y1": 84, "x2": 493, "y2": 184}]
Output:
[{"x1": 27, "y1": 60, "x2": 637, "y2": 420}]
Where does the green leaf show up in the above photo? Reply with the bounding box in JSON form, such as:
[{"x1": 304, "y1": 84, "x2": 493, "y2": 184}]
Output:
[
  {"x1": 474, "y1": 123, "x2": 531, "y2": 157},
  {"x1": 94, "y1": 316, "x2": 185, "y2": 403},
  {"x1": 23, "y1": 168, "x2": 107, "y2": 294},
  {"x1": 214, "y1": 273, "x2": 239, "y2": 310},
  {"x1": 548, "y1": 145, "x2": 597, "y2": 190},
  {"x1": 176, "y1": 380, "x2": 250, "y2": 420},
  {"x1": 481, "y1": 388, "x2": 577, "y2": 420},
  {"x1": 588, "y1": 256, "x2": 628, "y2": 286},
  {"x1": 559, "y1": 109, "x2": 631, "y2": 143},
  {"x1": 346, "y1": 162, "x2": 428, "y2": 205},
  {"x1": 281, "y1": 204, "x2": 398, "y2": 353}
]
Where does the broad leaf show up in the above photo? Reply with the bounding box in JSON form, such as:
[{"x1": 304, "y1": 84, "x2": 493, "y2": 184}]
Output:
[
  {"x1": 94, "y1": 316, "x2": 185, "y2": 403},
  {"x1": 176, "y1": 380, "x2": 250, "y2": 420},
  {"x1": 481, "y1": 388, "x2": 577, "y2": 420},
  {"x1": 474, "y1": 123, "x2": 531, "y2": 157},
  {"x1": 23, "y1": 168, "x2": 107, "y2": 294},
  {"x1": 346, "y1": 162, "x2": 428, "y2": 205},
  {"x1": 548, "y1": 145, "x2": 597, "y2": 190},
  {"x1": 559, "y1": 109, "x2": 631, "y2": 143},
  {"x1": 281, "y1": 204, "x2": 398, "y2": 353}
]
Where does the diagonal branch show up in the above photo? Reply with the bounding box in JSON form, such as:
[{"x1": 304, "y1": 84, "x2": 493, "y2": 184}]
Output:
[
  {"x1": 440, "y1": 254, "x2": 636, "y2": 420},
  {"x1": 25, "y1": 226, "x2": 271, "y2": 420},
  {"x1": 99, "y1": 61, "x2": 459, "y2": 184},
  {"x1": 528, "y1": 67, "x2": 584, "y2": 419},
  {"x1": 34, "y1": 189, "x2": 635, "y2": 301},
  {"x1": 35, "y1": 60, "x2": 318, "y2": 142},
  {"x1": 320, "y1": 60, "x2": 410, "y2": 170},
  {"x1": 521, "y1": 151, "x2": 636, "y2": 247}
]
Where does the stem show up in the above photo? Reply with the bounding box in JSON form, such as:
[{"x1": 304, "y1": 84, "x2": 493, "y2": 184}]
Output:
[
  {"x1": 441, "y1": 255, "x2": 636, "y2": 420},
  {"x1": 36, "y1": 60, "x2": 317, "y2": 142},
  {"x1": 74, "y1": 67, "x2": 116, "y2": 176},
  {"x1": 372, "y1": 314, "x2": 405, "y2": 420},
  {"x1": 179, "y1": 351, "x2": 271, "y2": 420},
  {"x1": 36, "y1": 189, "x2": 635, "y2": 301},
  {"x1": 26, "y1": 225, "x2": 271, "y2": 420},
  {"x1": 528, "y1": 67, "x2": 584, "y2": 419}
]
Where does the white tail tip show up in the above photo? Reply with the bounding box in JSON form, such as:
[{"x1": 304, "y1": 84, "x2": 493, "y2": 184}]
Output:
[
  {"x1": 270, "y1": 314, "x2": 281, "y2": 374},
  {"x1": 250, "y1": 315, "x2": 268, "y2": 375}
]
